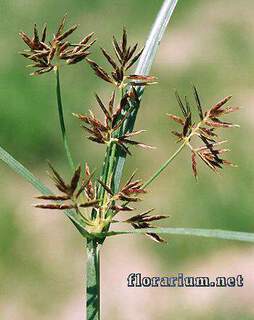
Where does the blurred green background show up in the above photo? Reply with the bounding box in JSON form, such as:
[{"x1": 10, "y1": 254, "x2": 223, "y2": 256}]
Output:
[{"x1": 1, "y1": 0, "x2": 254, "y2": 319}]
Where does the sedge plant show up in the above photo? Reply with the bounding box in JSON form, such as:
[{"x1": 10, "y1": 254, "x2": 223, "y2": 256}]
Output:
[{"x1": 0, "y1": 1, "x2": 254, "y2": 319}]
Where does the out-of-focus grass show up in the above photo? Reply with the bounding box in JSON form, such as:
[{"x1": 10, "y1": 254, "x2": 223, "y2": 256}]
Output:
[{"x1": 1, "y1": 0, "x2": 254, "y2": 319}]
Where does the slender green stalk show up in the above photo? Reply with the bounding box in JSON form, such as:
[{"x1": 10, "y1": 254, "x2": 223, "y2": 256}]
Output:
[
  {"x1": 97, "y1": 141, "x2": 117, "y2": 213},
  {"x1": 143, "y1": 142, "x2": 186, "y2": 188},
  {"x1": 99, "y1": 142, "x2": 116, "y2": 212},
  {"x1": 97, "y1": 145, "x2": 111, "y2": 198},
  {"x1": 98, "y1": 88, "x2": 122, "y2": 208},
  {"x1": 86, "y1": 239, "x2": 100, "y2": 320},
  {"x1": 113, "y1": 0, "x2": 179, "y2": 193},
  {"x1": 55, "y1": 67, "x2": 75, "y2": 171},
  {"x1": 106, "y1": 143, "x2": 117, "y2": 189}
]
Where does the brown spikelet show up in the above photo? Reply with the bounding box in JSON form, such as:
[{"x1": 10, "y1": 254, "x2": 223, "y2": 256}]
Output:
[
  {"x1": 111, "y1": 205, "x2": 134, "y2": 212},
  {"x1": 48, "y1": 162, "x2": 68, "y2": 193},
  {"x1": 84, "y1": 163, "x2": 94, "y2": 198},
  {"x1": 41, "y1": 24, "x2": 47, "y2": 42},
  {"x1": 95, "y1": 94, "x2": 111, "y2": 120},
  {"x1": 204, "y1": 119, "x2": 239, "y2": 128},
  {"x1": 131, "y1": 222, "x2": 166, "y2": 243},
  {"x1": 70, "y1": 165, "x2": 81, "y2": 192},
  {"x1": 79, "y1": 32, "x2": 95, "y2": 45},
  {"x1": 76, "y1": 170, "x2": 95, "y2": 199},
  {"x1": 35, "y1": 204, "x2": 75, "y2": 210},
  {"x1": 79, "y1": 200, "x2": 100, "y2": 208},
  {"x1": 86, "y1": 58, "x2": 113, "y2": 83},
  {"x1": 36, "y1": 195, "x2": 70, "y2": 201},
  {"x1": 210, "y1": 95, "x2": 232, "y2": 113},
  {"x1": 167, "y1": 114, "x2": 185, "y2": 125},
  {"x1": 97, "y1": 179, "x2": 114, "y2": 196},
  {"x1": 56, "y1": 14, "x2": 67, "y2": 37},
  {"x1": 126, "y1": 209, "x2": 168, "y2": 224},
  {"x1": 146, "y1": 232, "x2": 166, "y2": 243},
  {"x1": 126, "y1": 75, "x2": 156, "y2": 81},
  {"x1": 101, "y1": 47, "x2": 118, "y2": 69},
  {"x1": 193, "y1": 85, "x2": 204, "y2": 120},
  {"x1": 56, "y1": 24, "x2": 78, "y2": 41},
  {"x1": 126, "y1": 48, "x2": 143, "y2": 70},
  {"x1": 191, "y1": 151, "x2": 198, "y2": 180}
]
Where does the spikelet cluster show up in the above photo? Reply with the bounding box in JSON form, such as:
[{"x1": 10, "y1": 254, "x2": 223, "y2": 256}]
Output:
[
  {"x1": 35, "y1": 164, "x2": 167, "y2": 242},
  {"x1": 73, "y1": 87, "x2": 155, "y2": 154},
  {"x1": 19, "y1": 15, "x2": 95, "y2": 75},
  {"x1": 86, "y1": 28, "x2": 156, "y2": 88},
  {"x1": 168, "y1": 87, "x2": 239, "y2": 178}
]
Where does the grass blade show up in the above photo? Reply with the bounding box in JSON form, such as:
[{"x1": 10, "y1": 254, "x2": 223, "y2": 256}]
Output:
[
  {"x1": 0, "y1": 145, "x2": 89, "y2": 237},
  {"x1": 102, "y1": 227, "x2": 254, "y2": 243},
  {"x1": 113, "y1": 0, "x2": 179, "y2": 192},
  {"x1": 135, "y1": 0, "x2": 178, "y2": 76}
]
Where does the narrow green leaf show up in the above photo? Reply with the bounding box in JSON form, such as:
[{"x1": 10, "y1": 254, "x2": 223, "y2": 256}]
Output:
[
  {"x1": 135, "y1": 0, "x2": 178, "y2": 76},
  {"x1": 0, "y1": 145, "x2": 89, "y2": 237},
  {"x1": 113, "y1": 0, "x2": 179, "y2": 192},
  {"x1": 102, "y1": 227, "x2": 254, "y2": 243}
]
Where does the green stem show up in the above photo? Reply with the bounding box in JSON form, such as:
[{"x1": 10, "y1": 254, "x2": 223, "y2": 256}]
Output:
[
  {"x1": 98, "y1": 145, "x2": 111, "y2": 197},
  {"x1": 55, "y1": 67, "x2": 75, "y2": 171},
  {"x1": 112, "y1": 0, "x2": 179, "y2": 193},
  {"x1": 99, "y1": 88, "x2": 122, "y2": 206},
  {"x1": 143, "y1": 142, "x2": 186, "y2": 189},
  {"x1": 106, "y1": 143, "x2": 117, "y2": 189},
  {"x1": 101, "y1": 143, "x2": 117, "y2": 213},
  {"x1": 86, "y1": 239, "x2": 100, "y2": 320}
]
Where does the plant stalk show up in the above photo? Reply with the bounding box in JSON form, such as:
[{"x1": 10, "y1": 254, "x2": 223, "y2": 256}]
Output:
[
  {"x1": 106, "y1": 143, "x2": 117, "y2": 190},
  {"x1": 87, "y1": 1, "x2": 179, "y2": 317},
  {"x1": 55, "y1": 67, "x2": 75, "y2": 171},
  {"x1": 86, "y1": 239, "x2": 100, "y2": 320},
  {"x1": 112, "y1": 0, "x2": 179, "y2": 193},
  {"x1": 143, "y1": 107, "x2": 212, "y2": 188},
  {"x1": 143, "y1": 142, "x2": 186, "y2": 188}
]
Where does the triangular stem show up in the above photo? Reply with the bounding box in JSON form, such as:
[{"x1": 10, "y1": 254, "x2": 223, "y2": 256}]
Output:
[{"x1": 86, "y1": 239, "x2": 101, "y2": 320}]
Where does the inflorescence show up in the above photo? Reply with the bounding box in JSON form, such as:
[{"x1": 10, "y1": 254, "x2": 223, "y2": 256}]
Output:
[
  {"x1": 73, "y1": 87, "x2": 155, "y2": 155},
  {"x1": 168, "y1": 87, "x2": 239, "y2": 179},
  {"x1": 86, "y1": 28, "x2": 156, "y2": 88},
  {"x1": 19, "y1": 15, "x2": 95, "y2": 75},
  {"x1": 35, "y1": 163, "x2": 167, "y2": 242},
  {"x1": 20, "y1": 17, "x2": 239, "y2": 243}
]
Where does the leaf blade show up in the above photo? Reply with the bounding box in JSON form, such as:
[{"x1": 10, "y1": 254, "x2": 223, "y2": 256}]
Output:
[
  {"x1": 102, "y1": 227, "x2": 254, "y2": 243},
  {"x1": 0, "y1": 145, "x2": 90, "y2": 238},
  {"x1": 113, "y1": 0, "x2": 179, "y2": 193}
]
